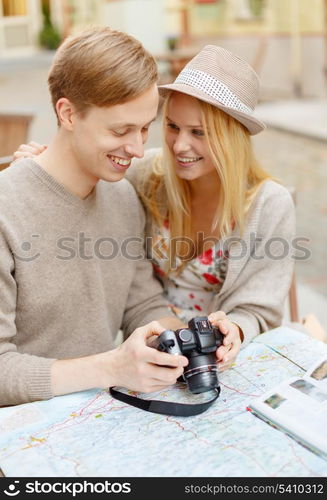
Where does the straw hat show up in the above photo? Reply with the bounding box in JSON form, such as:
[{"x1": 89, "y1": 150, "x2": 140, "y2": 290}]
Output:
[{"x1": 159, "y1": 45, "x2": 265, "y2": 135}]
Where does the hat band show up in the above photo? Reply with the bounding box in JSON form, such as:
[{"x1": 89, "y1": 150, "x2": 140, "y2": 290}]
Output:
[{"x1": 175, "y1": 69, "x2": 253, "y2": 116}]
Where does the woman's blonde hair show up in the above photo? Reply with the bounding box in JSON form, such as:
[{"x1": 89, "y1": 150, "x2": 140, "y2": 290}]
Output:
[
  {"x1": 48, "y1": 26, "x2": 158, "y2": 125},
  {"x1": 139, "y1": 94, "x2": 272, "y2": 272}
]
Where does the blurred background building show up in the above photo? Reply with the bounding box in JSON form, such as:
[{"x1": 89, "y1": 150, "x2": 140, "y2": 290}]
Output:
[
  {"x1": 1, "y1": 0, "x2": 327, "y2": 97},
  {"x1": 0, "y1": 0, "x2": 326, "y2": 335}
]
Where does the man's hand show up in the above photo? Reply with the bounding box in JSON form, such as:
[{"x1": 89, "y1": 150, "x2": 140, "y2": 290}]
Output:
[
  {"x1": 208, "y1": 311, "x2": 243, "y2": 372},
  {"x1": 52, "y1": 321, "x2": 188, "y2": 397},
  {"x1": 103, "y1": 321, "x2": 188, "y2": 393}
]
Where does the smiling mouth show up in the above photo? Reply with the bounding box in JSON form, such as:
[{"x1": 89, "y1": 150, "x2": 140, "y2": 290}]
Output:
[
  {"x1": 107, "y1": 154, "x2": 132, "y2": 169},
  {"x1": 176, "y1": 156, "x2": 203, "y2": 165}
]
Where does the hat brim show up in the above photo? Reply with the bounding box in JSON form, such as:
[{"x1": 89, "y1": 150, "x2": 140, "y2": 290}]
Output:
[{"x1": 158, "y1": 83, "x2": 266, "y2": 136}]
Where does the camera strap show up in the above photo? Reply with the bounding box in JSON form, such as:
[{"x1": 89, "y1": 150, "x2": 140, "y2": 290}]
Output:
[{"x1": 109, "y1": 386, "x2": 220, "y2": 417}]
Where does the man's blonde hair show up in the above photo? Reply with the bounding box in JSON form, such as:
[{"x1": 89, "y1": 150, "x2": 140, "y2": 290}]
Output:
[
  {"x1": 48, "y1": 26, "x2": 158, "y2": 124},
  {"x1": 139, "y1": 95, "x2": 272, "y2": 272}
]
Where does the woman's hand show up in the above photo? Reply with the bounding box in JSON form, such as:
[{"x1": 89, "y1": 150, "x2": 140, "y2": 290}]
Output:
[
  {"x1": 13, "y1": 141, "x2": 46, "y2": 161},
  {"x1": 208, "y1": 311, "x2": 243, "y2": 371}
]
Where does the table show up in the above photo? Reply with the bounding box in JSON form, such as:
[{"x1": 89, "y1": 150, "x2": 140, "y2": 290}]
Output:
[{"x1": 0, "y1": 326, "x2": 326, "y2": 477}]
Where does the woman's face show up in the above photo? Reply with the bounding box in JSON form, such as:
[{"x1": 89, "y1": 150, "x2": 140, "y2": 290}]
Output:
[{"x1": 165, "y1": 92, "x2": 216, "y2": 181}]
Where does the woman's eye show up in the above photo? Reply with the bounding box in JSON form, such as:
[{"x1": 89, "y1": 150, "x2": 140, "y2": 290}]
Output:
[
  {"x1": 192, "y1": 129, "x2": 204, "y2": 136},
  {"x1": 167, "y1": 123, "x2": 179, "y2": 131}
]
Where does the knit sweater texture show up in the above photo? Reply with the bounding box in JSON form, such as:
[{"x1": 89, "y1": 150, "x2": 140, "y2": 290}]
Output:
[{"x1": 0, "y1": 159, "x2": 172, "y2": 406}]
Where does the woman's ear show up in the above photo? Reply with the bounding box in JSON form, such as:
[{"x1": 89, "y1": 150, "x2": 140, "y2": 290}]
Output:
[{"x1": 55, "y1": 98, "x2": 76, "y2": 131}]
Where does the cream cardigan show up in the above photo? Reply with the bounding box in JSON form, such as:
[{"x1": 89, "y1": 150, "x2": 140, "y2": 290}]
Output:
[{"x1": 127, "y1": 148, "x2": 296, "y2": 346}]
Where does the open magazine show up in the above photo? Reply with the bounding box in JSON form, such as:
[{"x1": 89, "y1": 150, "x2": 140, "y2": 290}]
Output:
[{"x1": 247, "y1": 356, "x2": 327, "y2": 460}]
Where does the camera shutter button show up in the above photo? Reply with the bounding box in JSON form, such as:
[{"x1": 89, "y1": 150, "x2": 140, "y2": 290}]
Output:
[{"x1": 178, "y1": 329, "x2": 192, "y2": 343}]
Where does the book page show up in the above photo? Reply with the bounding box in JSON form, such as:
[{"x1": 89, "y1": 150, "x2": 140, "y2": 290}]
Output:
[{"x1": 249, "y1": 371, "x2": 327, "y2": 459}]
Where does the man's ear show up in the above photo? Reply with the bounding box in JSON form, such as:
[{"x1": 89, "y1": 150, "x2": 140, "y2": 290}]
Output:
[{"x1": 55, "y1": 98, "x2": 77, "y2": 131}]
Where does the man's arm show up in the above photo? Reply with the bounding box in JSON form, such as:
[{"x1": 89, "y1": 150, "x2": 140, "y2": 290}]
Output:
[
  {"x1": 0, "y1": 230, "x2": 187, "y2": 406},
  {"x1": 0, "y1": 228, "x2": 55, "y2": 406},
  {"x1": 51, "y1": 321, "x2": 188, "y2": 397}
]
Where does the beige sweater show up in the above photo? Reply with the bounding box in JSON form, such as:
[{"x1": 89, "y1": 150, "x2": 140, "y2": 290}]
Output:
[
  {"x1": 127, "y1": 149, "x2": 296, "y2": 345},
  {"x1": 0, "y1": 159, "x2": 172, "y2": 406}
]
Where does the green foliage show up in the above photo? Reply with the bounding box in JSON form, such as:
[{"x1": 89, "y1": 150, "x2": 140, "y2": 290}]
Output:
[
  {"x1": 39, "y1": 0, "x2": 61, "y2": 50},
  {"x1": 166, "y1": 35, "x2": 178, "y2": 51},
  {"x1": 39, "y1": 23, "x2": 61, "y2": 50},
  {"x1": 248, "y1": 0, "x2": 265, "y2": 17}
]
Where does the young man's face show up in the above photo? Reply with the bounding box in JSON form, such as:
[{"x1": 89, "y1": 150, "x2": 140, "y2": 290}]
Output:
[{"x1": 70, "y1": 83, "x2": 159, "y2": 183}]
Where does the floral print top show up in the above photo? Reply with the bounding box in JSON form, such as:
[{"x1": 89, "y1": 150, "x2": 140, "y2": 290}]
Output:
[{"x1": 151, "y1": 221, "x2": 229, "y2": 324}]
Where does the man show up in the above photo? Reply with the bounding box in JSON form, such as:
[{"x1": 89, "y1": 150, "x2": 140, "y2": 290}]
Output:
[{"x1": 0, "y1": 26, "x2": 187, "y2": 407}]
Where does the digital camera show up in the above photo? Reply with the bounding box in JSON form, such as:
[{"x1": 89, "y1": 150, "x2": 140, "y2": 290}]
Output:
[{"x1": 151, "y1": 316, "x2": 224, "y2": 394}]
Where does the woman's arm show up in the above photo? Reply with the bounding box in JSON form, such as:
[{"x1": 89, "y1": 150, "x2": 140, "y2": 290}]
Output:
[{"x1": 213, "y1": 182, "x2": 296, "y2": 347}]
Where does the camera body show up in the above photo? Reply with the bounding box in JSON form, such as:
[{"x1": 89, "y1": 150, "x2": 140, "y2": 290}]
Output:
[{"x1": 151, "y1": 316, "x2": 224, "y2": 394}]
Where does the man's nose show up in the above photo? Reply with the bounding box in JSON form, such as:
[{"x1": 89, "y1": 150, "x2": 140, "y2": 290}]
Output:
[{"x1": 125, "y1": 133, "x2": 144, "y2": 159}]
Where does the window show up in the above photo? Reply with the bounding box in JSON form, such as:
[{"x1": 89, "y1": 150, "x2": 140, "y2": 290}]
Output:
[{"x1": 2, "y1": 0, "x2": 27, "y2": 17}]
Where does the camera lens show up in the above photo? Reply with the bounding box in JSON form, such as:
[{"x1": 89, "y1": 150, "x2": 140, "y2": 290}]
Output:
[{"x1": 183, "y1": 353, "x2": 219, "y2": 394}]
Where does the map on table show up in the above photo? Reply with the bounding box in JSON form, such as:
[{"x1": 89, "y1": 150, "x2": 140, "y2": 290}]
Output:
[{"x1": 0, "y1": 327, "x2": 327, "y2": 477}]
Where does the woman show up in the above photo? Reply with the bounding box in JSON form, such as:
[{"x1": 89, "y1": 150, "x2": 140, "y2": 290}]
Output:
[{"x1": 13, "y1": 45, "x2": 295, "y2": 369}]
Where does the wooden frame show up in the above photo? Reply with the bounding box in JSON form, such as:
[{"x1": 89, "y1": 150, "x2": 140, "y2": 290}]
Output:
[
  {"x1": 0, "y1": 155, "x2": 13, "y2": 171},
  {"x1": 0, "y1": 113, "x2": 33, "y2": 167},
  {"x1": 287, "y1": 186, "x2": 299, "y2": 323}
]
